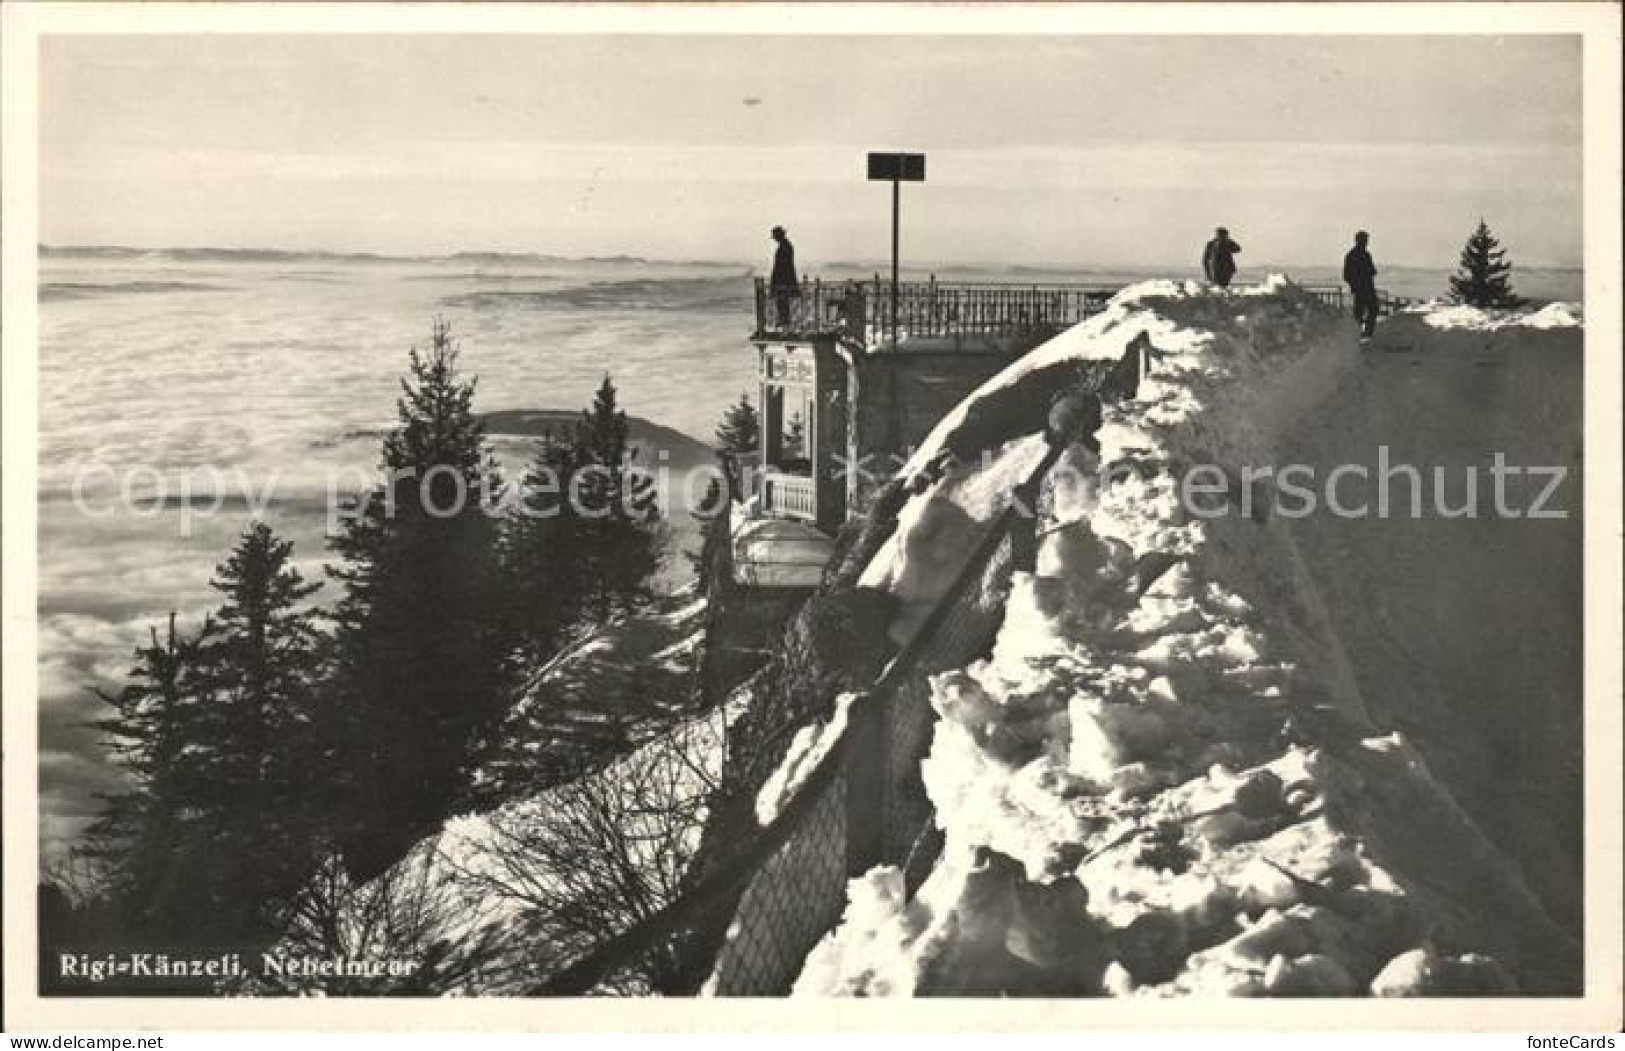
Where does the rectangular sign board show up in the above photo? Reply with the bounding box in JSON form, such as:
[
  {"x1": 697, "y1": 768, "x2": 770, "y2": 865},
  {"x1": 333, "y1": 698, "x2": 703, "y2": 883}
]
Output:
[{"x1": 867, "y1": 151, "x2": 926, "y2": 182}]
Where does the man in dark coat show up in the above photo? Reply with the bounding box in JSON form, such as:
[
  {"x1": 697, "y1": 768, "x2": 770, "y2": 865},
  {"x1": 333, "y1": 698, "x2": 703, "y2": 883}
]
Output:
[
  {"x1": 769, "y1": 225, "x2": 800, "y2": 330},
  {"x1": 1343, "y1": 230, "x2": 1379, "y2": 338},
  {"x1": 1202, "y1": 227, "x2": 1241, "y2": 288}
]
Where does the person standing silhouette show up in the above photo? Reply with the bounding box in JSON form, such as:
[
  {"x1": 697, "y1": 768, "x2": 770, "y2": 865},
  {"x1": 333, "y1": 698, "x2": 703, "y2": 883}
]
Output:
[
  {"x1": 1203, "y1": 227, "x2": 1242, "y2": 288},
  {"x1": 769, "y1": 225, "x2": 800, "y2": 330},
  {"x1": 1343, "y1": 230, "x2": 1379, "y2": 339}
]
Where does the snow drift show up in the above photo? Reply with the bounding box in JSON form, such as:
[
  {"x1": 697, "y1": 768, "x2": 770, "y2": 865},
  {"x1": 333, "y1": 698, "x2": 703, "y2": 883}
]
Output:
[
  {"x1": 792, "y1": 280, "x2": 1582, "y2": 997},
  {"x1": 1413, "y1": 300, "x2": 1583, "y2": 332}
]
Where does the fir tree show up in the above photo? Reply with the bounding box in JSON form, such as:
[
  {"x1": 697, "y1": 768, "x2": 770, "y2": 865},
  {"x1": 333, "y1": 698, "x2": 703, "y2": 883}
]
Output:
[
  {"x1": 187, "y1": 522, "x2": 327, "y2": 923},
  {"x1": 86, "y1": 524, "x2": 330, "y2": 943},
  {"x1": 574, "y1": 376, "x2": 663, "y2": 621},
  {"x1": 580, "y1": 375, "x2": 633, "y2": 480},
  {"x1": 714, "y1": 392, "x2": 760, "y2": 456},
  {"x1": 85, "y1": 613, "x2": 213, "y2": 939},
  {"x1": 503, "y1": 429, "x2": 591, "y2": 665},
  {"x1": 193, "y1": 522, "x2": 323, "y2": 789},
  {"x1": 503, "y1": 377, "x2": 665, "y2": 662},
  {"x1": 1449, "y1": 219, "x2": 1522, "y2": 308},
  {"x1": 327, "y1": 319, "x2": 518, "y2": 878}
]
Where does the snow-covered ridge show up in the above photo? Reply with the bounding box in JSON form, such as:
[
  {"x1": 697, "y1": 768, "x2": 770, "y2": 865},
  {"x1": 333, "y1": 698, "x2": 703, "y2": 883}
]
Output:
[{"x1": 792, "y1": 278, "x2": 1578, "y2": 997}]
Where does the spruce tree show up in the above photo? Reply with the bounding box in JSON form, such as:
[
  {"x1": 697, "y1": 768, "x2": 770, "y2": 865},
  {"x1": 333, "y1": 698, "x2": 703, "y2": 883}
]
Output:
[
  {"x1": 714, "y1": 392, "x2": 760, "y2": 456},
  {"x1": 86, "y1": 614, "x2": 214, "y2": 940},
  {"x1": 573, "y1": 376, "x2": 663, "y2": 622},
  {"x1": 503, "y1": 377, "x2": 664, "y2": 659},
  {"x1": 188, "y1": 522, "x2": 326, "y2": 926},
  {"x1": 1449, "y1": 219, "x2": 1522, "y2": 308},
  {"x1": 327, "y1": 319, "x2": 517, "y2": 878},
  {"x1": 194, "y1": 523, "x2": 322, "y2": 787},
  {"x1": 86, "y1": 523, "x2": 330, "y2": 944},
  {"x1": 504, "y1": 429, "x2": 591, "y2": 665}
]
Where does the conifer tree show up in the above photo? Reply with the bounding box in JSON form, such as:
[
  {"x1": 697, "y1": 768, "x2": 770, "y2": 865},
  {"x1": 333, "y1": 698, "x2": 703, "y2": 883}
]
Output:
[
  {"x1": 193, "y1": 523, "x2": 322, "y2": 788},
  {"x1": 1449, "y1": 219, "x2": 1522, "y2": 308},
  {"x1": 574, "y1": 376, "x2": 663, "y2": 621},
  {"x1": 503, "y1": 377, "x2": 665, "y2": 663},
  {"x1": 327, "y1": 319, "x2": 517, "y2": 878},
  {"x1": 714, "y1": 392, "x2": 760, "y2": 456},
  {"x1": 86, "y1": 613, "x2": 213, "y2": 939},
  {"x1": 87, "y1": 523, "x2": 329, "y2": 943},
  {"x1": 580, "y1": 375, "x2": 633, "y2": 479},
  {"x1": 188, "y1": 522, "x2": 326, "y2": 921},
  {"x1": 504, "y1": 430, "x2": 591, "y2": 665}
]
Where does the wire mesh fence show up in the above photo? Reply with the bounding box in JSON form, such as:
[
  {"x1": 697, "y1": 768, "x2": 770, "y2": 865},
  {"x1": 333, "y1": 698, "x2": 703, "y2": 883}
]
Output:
[
  {"x1": 704, "y1": 769, "x2": 851, "y2": 995},
  {"x1": 705, "y1": 492, "x2": 1032, "y2": 993},
  {"x1": 879, "y1": 534, "x2": 1015, "y2": 865}
]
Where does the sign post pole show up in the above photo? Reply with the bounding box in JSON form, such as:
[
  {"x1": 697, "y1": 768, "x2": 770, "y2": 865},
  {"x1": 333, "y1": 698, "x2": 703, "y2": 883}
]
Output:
[
  {"x1": 867, "y1": 151, "x2": 926, "y2": 352},
  {"x1": 891, "y1": 177, "x2": 900, "y2": 350}
]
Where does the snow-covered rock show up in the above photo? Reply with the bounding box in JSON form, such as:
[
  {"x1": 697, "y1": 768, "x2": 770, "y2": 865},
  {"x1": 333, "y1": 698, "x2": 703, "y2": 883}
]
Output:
[{"x1": 1369, "y1": 945, "x2": 1517, "y2": 997}]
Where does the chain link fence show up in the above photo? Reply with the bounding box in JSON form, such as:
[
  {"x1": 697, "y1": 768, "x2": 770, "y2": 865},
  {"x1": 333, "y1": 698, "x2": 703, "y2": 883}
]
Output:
[
  {"x1": 879, "y1": 534, "x2": 1014, "y2": 866},
  {"x1": 703, "y1": 770, "x2": 852, "y2": 995},
  {"x1": 704, "y1": 486, "x2": 1034, "y2": 993}
]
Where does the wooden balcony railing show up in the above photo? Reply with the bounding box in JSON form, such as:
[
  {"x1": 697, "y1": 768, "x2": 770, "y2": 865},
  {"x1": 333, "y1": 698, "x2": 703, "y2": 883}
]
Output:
[{"x1": 761, "y1": 470, "x2": 817, "y2": 521}]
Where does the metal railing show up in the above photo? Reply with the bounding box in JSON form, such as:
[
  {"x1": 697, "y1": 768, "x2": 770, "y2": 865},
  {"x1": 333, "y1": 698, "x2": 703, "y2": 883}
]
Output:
[
  {"x1": 753, "y1": 276, "x2": 1121, "y2": 348},
  {"x1": 528, "y1": 333, "x2": 1157, "y2": 998},
  {"x1": 753, "y1": 277, "x2": 866, "y2": 341},
  {"x1": 753, "y1": 277, "x2": 1410, "y2": 346},
  {"x1": 867, "y1": 280, "x2": 1119, "y2": 345},
  {"x1": 1301, "y1": 284, "x2": 1413, "y2": 316}
]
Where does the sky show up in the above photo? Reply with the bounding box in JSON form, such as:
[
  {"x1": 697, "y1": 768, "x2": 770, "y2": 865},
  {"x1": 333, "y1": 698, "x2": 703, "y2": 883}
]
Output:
[{"x1": 39, "y1": 33, "x2": 1584, "y2": 268}]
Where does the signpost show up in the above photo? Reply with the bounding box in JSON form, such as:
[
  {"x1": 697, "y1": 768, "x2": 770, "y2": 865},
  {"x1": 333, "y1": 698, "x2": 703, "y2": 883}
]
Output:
[{"x1": 867, "y1": 152, "x2": 926, "y2": 349}]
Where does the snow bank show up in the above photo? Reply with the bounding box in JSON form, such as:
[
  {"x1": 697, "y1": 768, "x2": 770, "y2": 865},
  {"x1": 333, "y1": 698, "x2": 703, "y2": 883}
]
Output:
[
  {"x1": 1415, "y1": 300, "x2": 1583, "y2": 332},
  {"x1": 756, "y1": 692, "x2": 859, "y2": 825},
  {"x1": 895, "y1": 278, "x2": 1222, "y2": 481},
  {"x1": 1523, "y1": 302, "x2": 1585, "y2": 329},
  {"x1": 791, "y1": 277, "x2": 1578, "y2": 996}
]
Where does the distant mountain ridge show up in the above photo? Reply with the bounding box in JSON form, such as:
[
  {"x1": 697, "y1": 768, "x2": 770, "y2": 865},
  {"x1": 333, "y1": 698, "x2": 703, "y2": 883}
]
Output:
[
  {"x1": 479, "y1": 408, "x2": 710, "y2": 460},
  {"x1": 38, "y1": 243, "x2": 747, "y2": 269}
]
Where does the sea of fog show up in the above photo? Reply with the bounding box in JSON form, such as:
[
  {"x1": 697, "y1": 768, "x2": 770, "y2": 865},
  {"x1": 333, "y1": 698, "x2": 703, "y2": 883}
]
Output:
[{"x1": 33, "y1": 249, "x2": 1583, "y2": 859}]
